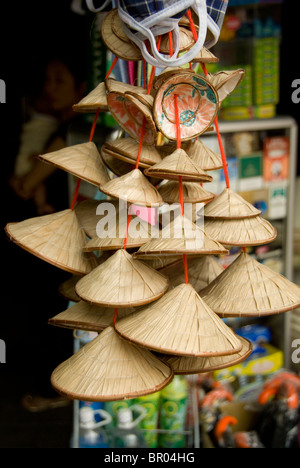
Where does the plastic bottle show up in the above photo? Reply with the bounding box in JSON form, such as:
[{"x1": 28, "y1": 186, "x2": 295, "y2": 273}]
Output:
[
  {"x1": 113, "y1": 405, "x2": 147, "y2": 448},
  {"x1": 78, "y1": 406, "x2": 112, "y2": 448},
  {"x1": 79, "y1": 401, "x2": 104, "y2": 423},
  {"x1": 159, "y1": 376, "x2": 188, "y2": 448},
  {"x1": 133, "y1": 391, "x2": 161, "y2": 448},
  {"x1": 104, "y1": 399, "x2": 134, "y2": 428}
]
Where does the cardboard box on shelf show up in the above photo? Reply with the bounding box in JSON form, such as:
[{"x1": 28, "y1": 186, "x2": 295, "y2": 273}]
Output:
[
  {"x1": 238, "y1": 152, "x2": 263, "y2": 191},
  {"x1": 263, "y1": 136, "x2": 289, "y2": 182}
]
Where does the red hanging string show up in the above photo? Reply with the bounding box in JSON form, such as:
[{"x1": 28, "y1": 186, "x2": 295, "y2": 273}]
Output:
[
  {"x1": 214, "y1": 116, "x2": 230, "y2": 189},
  {"x1": 136, "y1": 118, "x2": 147, "y2": 169},
  {"x1": 187, "y1": 9, "x2": 198, "y2": 42},
  {"x1": 70, "y1": 179, "x2": 82, "y2": 211},
  {"x1": 70, "y1": 106, "x2": 101, "y2": 210},
  {"x1": 71, "y1": 56, "x2": 119, "y2": 212},
  {"x1": 105, "y1": 56, "x2": 119, "y2": 80},
  {"x1": 113, "y1": 308, "x2": 118, "y2": 326},
  {"x1": 174, "y1": 94, "x2": 181, "y2": 150},
  {"x1": 183, "y1": 254, "x2": 189, "y2": 284},
  {"x1": 122, "y1": 37, "x2": 162, "y2": 249},
  {"x1": 187, "y1": 14, "x2": 246, "y2": 255},
  {"x1": 168, "y1": 31, "x2": 173, "y2": 56},
  {"x1": 123, "y1": 214, "x2": 132, "y2": 250},
  {"x1": 186, "y1": 10, "x2": 230, "y2": 190},
  {"x1": 174, "y1": 93, "x2": 189, "y2": 284},
  {"x1": 89, "y1": 106, "x2": 101, "y2": 142},
  {"x1": 147, "y1": 36, "x2": 162, "y2": 95}
]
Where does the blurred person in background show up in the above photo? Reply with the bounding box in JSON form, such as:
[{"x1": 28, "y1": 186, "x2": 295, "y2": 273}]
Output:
[{"x1": 6, "y1": 51, "x2": 87, "y2": 412}]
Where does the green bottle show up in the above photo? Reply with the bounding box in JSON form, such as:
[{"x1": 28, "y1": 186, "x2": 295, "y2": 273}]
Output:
[
  {"x1": 133, "y1": 391, "x2": 161, "y2": 448},
  {"x1": 159, "y1": 376, "x2": 188, "y2": 448},
  {"x1": 104, "y1": 399, "x2": 134, "y2": 428}
]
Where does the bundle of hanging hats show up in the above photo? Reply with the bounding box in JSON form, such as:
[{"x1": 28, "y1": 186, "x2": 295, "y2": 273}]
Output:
[{"x1": 5, "y1": 1, "x2": 299, "y2": 401}]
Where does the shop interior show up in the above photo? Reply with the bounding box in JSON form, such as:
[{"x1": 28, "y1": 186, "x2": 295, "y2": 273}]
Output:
[{"x1": 1, "y1": 0, "x2": 300, "y2": 449}]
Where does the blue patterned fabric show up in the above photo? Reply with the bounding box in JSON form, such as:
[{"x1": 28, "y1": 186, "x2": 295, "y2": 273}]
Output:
[
  {"x1": 85, "y1": 0, "x2": 229, "y2": 67},
  {"x1": 206, "y1": 0, "x2": 228, "y2": 34},
  {"x1": 86, "y1": 0, "x2": 228, "y2": 30},
  {"x1": 118, "y1": 0, "x2": 188, "y2": 20}
]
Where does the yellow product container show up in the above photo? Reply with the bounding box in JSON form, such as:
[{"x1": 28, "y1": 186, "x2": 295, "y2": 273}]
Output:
[{"x1": 214, "y1": 344, "x2": 283, "y2": 381}]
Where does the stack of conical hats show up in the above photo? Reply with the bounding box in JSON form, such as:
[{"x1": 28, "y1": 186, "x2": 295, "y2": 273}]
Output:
[
  {"x1": 200, "y1": 251, "x2": 300, "y2": 317},
  {"x1": 7, "y1": 6, "x2": 300, "y2": 400},
  {"x1": 203, "y1": 187, "x2": 277, "y2": 247}
]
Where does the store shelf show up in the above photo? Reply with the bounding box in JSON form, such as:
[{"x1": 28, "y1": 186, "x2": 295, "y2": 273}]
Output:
[{"x1": 202, "y1": 115, "x2": 298, "y2": 367}]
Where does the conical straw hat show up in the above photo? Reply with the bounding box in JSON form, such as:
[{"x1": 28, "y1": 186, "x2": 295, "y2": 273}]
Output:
[
  {"x1": 160, "y1": 255, "x2": 224, "y2": 292},
  {"x1": 83, "y1": 213, "x2": 159, "y2": 251},
  {"x1": 143, "y1": 255, "x2": 182, "y2": 270},
  {"x1": 58, "y1": 275, "x2": 81, "y2": 303},
  {"x1": 126, "y1": 91, "x2": 154, "y2": 111},
  {"x1": 100, "y1": 145, "x2": 135, "y2": 176},
  {"x1": 158, "y1": 180, "x2": 214, "y2": 204},
  {"x1": 134, "y1": 215, "x2": 229, "y2": 258},
  {"x1": 152, "y1": 68, "x2": 194, "y2": 92},
  {"x1": 200, "y1": 251, "x2": 300, "y2": 317},
  {"x1": 107, "y1": 91, "x2": 157, "y2": 146},
  {"x1": 179, "y1": 13, "x2": 199, "y2": 29},
  {"x1": 101, "y1": 9, "x2": 143, "y2": 62},
  {"x1": 75, "y1": 199, "x2": 107, "y2": 239},
  {"x1": 51, "y1": 326, "x2": 173, "y2": 402},
  {"x1": 191, "y1": 47, "x2": 219, "y2": 63},
  {"x1": 144, "y1": 148, "x2": 213, "y2": 183},
  {"x1": 101, "y1": 144, "x2": 150, "y2": 169},
  {"x1": 5, "y1": 209, "x2": 97, "y2": 275},
  {"x1": 153, "y1": 71, "x2": 218, "y2": 142},
  {"x1": 104, "y1": 137, "x2": 162, "y2": 166},
  {"x1": 204, "y1": 188, "x2": 262, "y2": 219},
  {"x1": 208, "y1": 69, "x2": 245, "y2": 107},
  {"x1": 49, "y1": 301, "x2": 134, "y2": 332},
  {"x1": 75, "y1": 199, "x2": 126, "y2": 240},
  {"x1": 75, "y1": 249, "x2": 169, "y2": 307},
  {"x1": 204, "y1": 216, "x2": 277, "y2": 247},
  {"x1": 162, "y1": 337, "x2": 252, "y2": 375},
  {"x1": 73, "y1": 81, "x2": 108, "y2": 113},
  {"x1": 100, "y1": 169, "x2": 164, "y2": 208},
  {"x1": 158, "y1": 27, "x2": 195, "y2": 54},
  {"x1": 115, "y1": 283, "x2": 243, "y2": 357},
  {"x1": 152, "y1": 30, "x2": 218, "y2": 63},
  {"x1": 105, "y1": 77, "x2": 147, "y2": 95},
  {"x1": 185, "y1": 139, "x2": 223, "y2": 171},
  {"x1": 38, "y1": 142, "x2": 110, "y2": 187}
]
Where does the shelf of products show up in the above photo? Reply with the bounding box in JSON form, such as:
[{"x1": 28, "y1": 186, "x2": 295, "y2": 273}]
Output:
[
  {"x1": 208, "y1": 0, "x2": 283, "y2": 120},
  {"x1": 201, "y1": 116, "x2": 298, "y2": 366}
]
